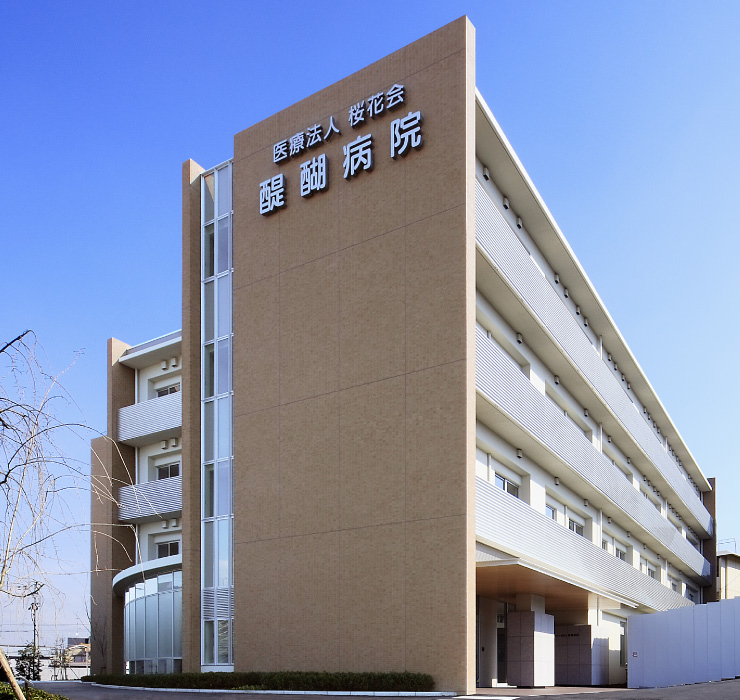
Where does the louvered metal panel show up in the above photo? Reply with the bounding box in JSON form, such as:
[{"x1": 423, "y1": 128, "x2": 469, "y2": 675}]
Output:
[
  {"x1": 202, "y1": 587, "x2": 233, "y2": 620},
  {"x1": 475, "y1": 476, "x2": 694, "y2": 611},
  {"x1": 118, "y1": 475, "x2": 182, "y2": 523},
  {"x1": 118, "y1": 391, "x2": 182, "y2": 445},
  {"x1": 475, "y1": 327, "x2": 710, "y2": 581},
  {"x1": 475, "y1": 182, "x2": 711, "y2": 537}
]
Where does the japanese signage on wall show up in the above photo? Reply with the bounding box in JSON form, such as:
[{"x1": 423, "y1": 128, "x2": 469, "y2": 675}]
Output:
[{"x1": 259, "y1": 83, "x2": 424, "y2": 215}]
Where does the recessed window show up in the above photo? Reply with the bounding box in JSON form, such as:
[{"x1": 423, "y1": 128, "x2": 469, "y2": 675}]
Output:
[
  {"x1": 615, "y1": 546, "x2": 627, "y2": 562},
  {"x1": 546, "y1": 504, "x2": 556, "y2": 520},
  {"x1": 157, "y1": 383, "x2": 181, "y2": 398},
  {"x1": 686, "y1": 587, "x2": 698, "y2": 602},
  {"x1": 568, "y1": 519, "x2": 584, "y2": 537},
  {"x1": 495, "y1": 474, "x2": 519, "y2": 498},
  {"x1": 157, "y1": 463, "x2": 180, "y2": 480},
  {"x1": 602, "y1": 539, "x2": 609, "y2": 552},
  {"x1": 157, "y1": 541, "x2": 180, "y2": 559}
]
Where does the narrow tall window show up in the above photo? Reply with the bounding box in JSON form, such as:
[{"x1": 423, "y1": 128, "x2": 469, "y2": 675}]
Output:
[{"x1": 201, "y1": 163, "x2": 233, "y2": 668}]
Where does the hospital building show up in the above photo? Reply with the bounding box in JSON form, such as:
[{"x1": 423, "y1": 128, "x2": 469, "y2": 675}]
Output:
[{"x1": 90, "y1": 17, "x2": 717, "y2": 692}]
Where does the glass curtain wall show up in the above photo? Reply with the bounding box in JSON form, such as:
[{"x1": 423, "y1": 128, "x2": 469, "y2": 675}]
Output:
[
  {"x1": 123, "y1": 571, "x2": 183, "y2": 674},
  {"x1": 201, "y1": 163, "x2": 234, "y2": 667}
]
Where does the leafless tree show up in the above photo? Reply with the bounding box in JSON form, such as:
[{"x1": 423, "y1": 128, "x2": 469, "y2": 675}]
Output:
[{"x1": 0, "y1": 330, "x2": 94, "y2": 699}]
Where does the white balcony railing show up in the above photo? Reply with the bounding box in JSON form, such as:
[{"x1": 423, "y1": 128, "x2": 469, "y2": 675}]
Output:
[
  {"x1": 475, "y1": 181, "x2": 712, "y2": 537},
  {"x1": 118, "y1": 391, "x2": 182, "y2": 445},
  {"x1": 475, "y1": 326, "x2": 710, "y2": 582},
  {"x1": 118, "y1": 475, "x2": 182, "y2": 523},
  {"x1": 476, "y1": 476, "x2": 699, "y2": 611}
]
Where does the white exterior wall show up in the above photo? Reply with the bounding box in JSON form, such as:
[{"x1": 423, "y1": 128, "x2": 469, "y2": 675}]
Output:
[
  {"x1": 116, "y1": 339, "x2": 183, "y2": 570},
  {"x1": 473, "y1": 102, "x2": 714, "y2": 688},
  {"x1": 136, "y1": 356, "x2": 182, "y2": 401},
  {"x1": 628, "y1": 598, "x2": 740, "y2": 688}
]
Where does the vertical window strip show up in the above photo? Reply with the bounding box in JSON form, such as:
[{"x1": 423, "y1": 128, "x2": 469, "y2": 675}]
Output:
[{"x1": 201, "y1": 163, "x2": 234, "y2": 666}]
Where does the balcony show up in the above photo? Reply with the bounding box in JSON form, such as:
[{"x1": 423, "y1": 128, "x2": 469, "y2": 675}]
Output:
[
  {"x1": 118, "y1": 391, "x2": 182, "y2": 446},
  {"x1": 118, "y1": 475, "x2": 182, "y2": 523},
  {"x1": 112, "y1": 554, "x2": 182, "y2": 596},
  {"x1": 475, "y1": 181, "x2": 712, "y2": 538},
  {"x1": 476, "y1": 476, "x2": 698, "y2": 612},
  {"x1": 475, "y1": 326, "x2": 710, "y2": 581}
]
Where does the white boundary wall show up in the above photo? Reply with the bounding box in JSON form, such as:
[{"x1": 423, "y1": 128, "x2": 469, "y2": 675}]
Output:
[{"x1": 628, "y1": 598, "x2": 740, "y2": 688}]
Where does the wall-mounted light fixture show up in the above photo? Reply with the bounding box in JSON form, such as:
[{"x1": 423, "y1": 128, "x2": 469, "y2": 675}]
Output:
[
  {"x1": 503, "y1": 196, "x2": 510, "y2": 209},
  {"x1": 516, "y1": 333, "x2": 523, "y2": 344},
  {"x1": 554, "y1": 375, "x2": 560, "y2": 385},
  {"x1": 555, "y1": 477, "x2": 560, "y2": 486},
  {"x1": 483, "y1": 166, "x2": 491, "y2": 181},
  {"x1": 516, "y1": 217, "x2": 523, "y2": 229},
  {"x1": 554, "y1": 273, "x2": 560, "y2": 285},
  {"x1": 516, "y1": 449, "x2": 523, "y2": 459}
]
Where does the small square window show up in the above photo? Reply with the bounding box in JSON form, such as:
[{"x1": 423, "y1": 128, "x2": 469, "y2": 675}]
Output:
[
  {"x1": 157, "y1": 463, "x2": 180, "y2": 480},
  {"x1": 568, "y1": 519, "x2": 584, "y2": 537},
  {"x1": 157, "y1": 383, "x2": 181, "y2": 398},
  {"x1": 494, "y1": 473, "x2": 519, "y2": 499},
  {"x1": 157, "y1": 541, "x2": 179, "y2": 559}
]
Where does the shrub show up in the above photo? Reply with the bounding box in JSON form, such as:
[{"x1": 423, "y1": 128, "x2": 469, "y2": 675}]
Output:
[
  {"x1": 81, "y1": 670, "x2": 435, "y2": 692},
  {"x1": 0, "y1": 684, "x2": 70, "y2": 700}
]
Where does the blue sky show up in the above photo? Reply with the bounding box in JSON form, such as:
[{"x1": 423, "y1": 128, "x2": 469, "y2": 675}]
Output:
[{"x1": 2, "y1": 1, "x2": 739, "y2": 644}]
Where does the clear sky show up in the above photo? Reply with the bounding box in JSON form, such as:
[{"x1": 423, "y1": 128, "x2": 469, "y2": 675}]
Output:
[{"x1": 2, "y1": 0, "x2": 739, "y2": 645}]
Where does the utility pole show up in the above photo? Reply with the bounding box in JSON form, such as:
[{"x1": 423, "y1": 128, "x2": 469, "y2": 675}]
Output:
[
  {"x1": 29, "y1": 595, "x2": 39, "y2": 679},
  {"x1": 25, "y1": 581, "x2": 43, "y2": 681}
]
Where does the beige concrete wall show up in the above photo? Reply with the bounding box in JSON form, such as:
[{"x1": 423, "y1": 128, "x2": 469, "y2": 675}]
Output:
[
  {"x1": 719, "y1": 554, "x2": 740, "y2": 599},
  {"x1": 89, "y1": 339, "x2": 136, "y2": 675},
  {"x1": 181, "y1": 158, "x2": 204, "y2": 672},
  {"x1": 231, "y1": 17, "x2": 476, "y2": 693}
]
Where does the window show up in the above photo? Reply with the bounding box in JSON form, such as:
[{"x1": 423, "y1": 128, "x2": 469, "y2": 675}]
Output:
[
  {"x1": 602, "y1": 539, "x2": 609, "y2": 552},
  {"x1": 495, "y1": 474, "x2": 519, "y2": 498},
  {"x1": 647, "y1": 567, "x2": 657, "y2": 579},
  {"x1": 157, "y1": 383, "x2": 181, "y2": 398},
  {"x1": 157, "y1": 463, "x2": 180, "y2": 480},
  {"x1": 686, "y1": 587, "x2": 698, "y2": 603},
  {"x1": 546, "y1": 504, "x2": 556, "y2": 520},
  {"x1": 157, "y1": 541, "x2": 180, "y2": 559},
  {"x1": 615, "y1": 545, "x2": 627, "y2": 562},
  {"x1": 670, "y1": 578, "x2": 679, "y2": 592},
  {"x1": 568, "y1": 519, "x2": 584, "y2": 537}
]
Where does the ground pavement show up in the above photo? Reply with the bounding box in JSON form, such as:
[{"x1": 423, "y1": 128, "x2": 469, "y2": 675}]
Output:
[{"x1": 33, "y1": 680, "x2": 740, "y2": 700}]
